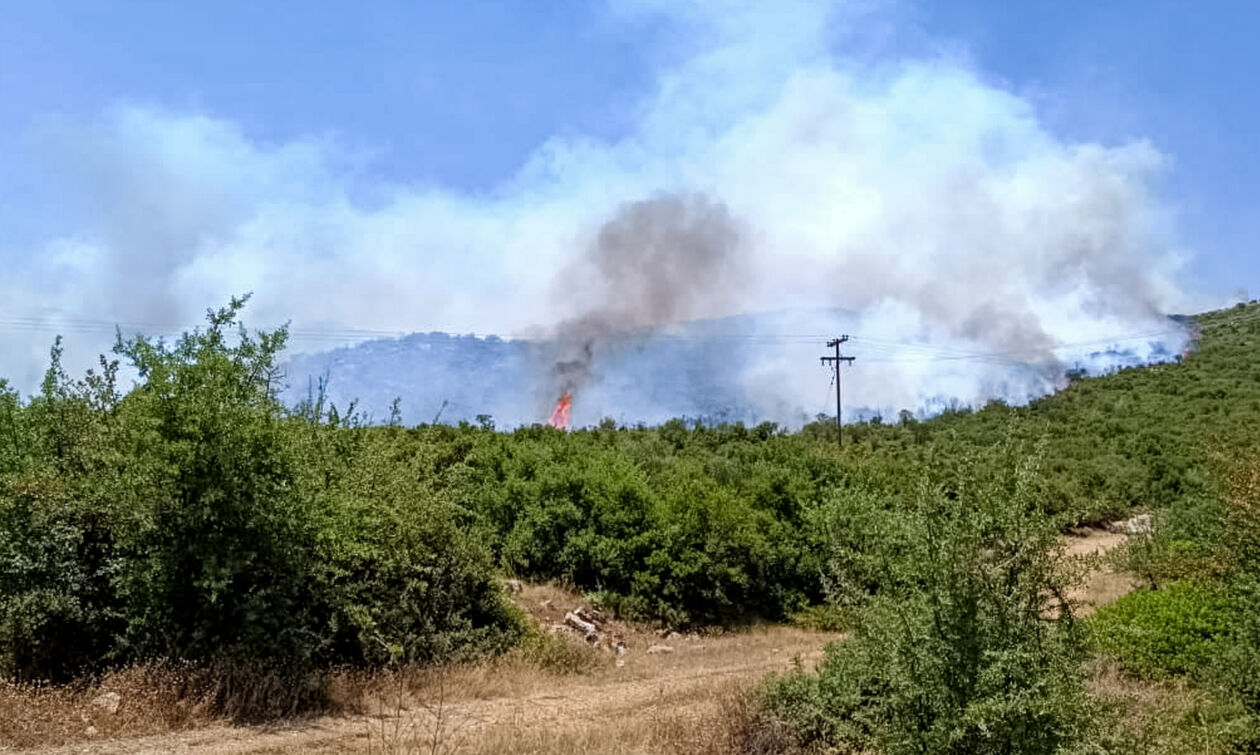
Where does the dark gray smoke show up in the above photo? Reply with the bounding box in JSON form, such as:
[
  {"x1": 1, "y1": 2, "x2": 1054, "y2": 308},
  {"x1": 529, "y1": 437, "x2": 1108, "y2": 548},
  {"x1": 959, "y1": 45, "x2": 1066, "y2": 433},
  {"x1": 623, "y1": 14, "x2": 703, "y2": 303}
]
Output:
[{"x1": 545, "y1": 193, "x2": 745, "y2": 400}]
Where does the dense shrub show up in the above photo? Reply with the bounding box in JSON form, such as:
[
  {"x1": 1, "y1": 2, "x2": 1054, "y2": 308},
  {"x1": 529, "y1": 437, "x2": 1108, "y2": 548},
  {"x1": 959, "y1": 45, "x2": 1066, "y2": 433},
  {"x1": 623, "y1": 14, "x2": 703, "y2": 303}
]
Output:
[
  {"x1": 438, "y1": 425, "x2": 831, "y2": 626},
  {"x1": 764, "y1": 450, "x2": 1100, "y2": 755},
  {"x1": 109, "y1": 304, "x2": 322, "y2": 664},
  {"x1": 0, "y1": 298, "x2": 520, "y2": 680},
  {"x1": 0, "y1": 472, "x2": 121, "y2": 680},
  {"x1": 298, "y1": 426, "x2": 521, "y2": 664},
  {"x1": 1088, "y1": 581, "x2": 1230, "y2": 679}
]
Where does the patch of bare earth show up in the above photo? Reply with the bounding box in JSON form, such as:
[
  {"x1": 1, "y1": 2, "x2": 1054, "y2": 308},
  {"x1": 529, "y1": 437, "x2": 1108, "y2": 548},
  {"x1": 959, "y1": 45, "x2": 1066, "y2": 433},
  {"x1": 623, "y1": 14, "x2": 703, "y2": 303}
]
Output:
[
  {"x1": 15, "y1": 584, "x2": 838, "y2": 754},
  {"x1": 1061, "y1": 522, "x2": 1141, "y2": 616}
]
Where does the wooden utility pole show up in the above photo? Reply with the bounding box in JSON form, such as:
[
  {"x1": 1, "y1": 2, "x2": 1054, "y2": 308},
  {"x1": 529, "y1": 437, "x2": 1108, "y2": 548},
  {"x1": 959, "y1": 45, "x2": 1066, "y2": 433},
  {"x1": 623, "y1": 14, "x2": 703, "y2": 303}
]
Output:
[{"x1": 820, "y1": 336, "x2": 855, "y2": 448}]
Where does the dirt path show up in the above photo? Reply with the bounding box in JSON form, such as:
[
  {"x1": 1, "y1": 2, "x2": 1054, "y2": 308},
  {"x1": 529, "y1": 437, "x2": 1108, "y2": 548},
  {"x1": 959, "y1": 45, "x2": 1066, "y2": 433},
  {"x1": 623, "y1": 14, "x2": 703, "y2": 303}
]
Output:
[
  {"x1": 1062, "y1": 524, "x2": 1140, "y2": 616},
  {"x1": 24, "y1": 528, "x2": 1138, "y2": 754},
  {"x1": 41, "y1": 624, "x2": 835, "y2": 754}
]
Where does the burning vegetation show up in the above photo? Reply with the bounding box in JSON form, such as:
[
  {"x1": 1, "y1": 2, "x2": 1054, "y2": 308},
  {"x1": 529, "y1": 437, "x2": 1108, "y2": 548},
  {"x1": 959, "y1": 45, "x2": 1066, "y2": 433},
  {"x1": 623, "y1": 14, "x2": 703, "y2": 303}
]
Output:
[{"x1": 547, "y1": 392, "x2": 572, "y2": 429}]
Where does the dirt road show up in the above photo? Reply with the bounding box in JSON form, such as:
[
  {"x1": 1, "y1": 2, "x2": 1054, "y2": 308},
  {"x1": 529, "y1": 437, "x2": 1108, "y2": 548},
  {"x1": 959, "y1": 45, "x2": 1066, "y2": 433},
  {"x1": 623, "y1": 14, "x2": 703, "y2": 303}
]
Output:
[
  {"x1": 24, "y1": 527, "x2": 1135, "y2": 754},
  {"x1": 42, "y1": 623, "x2": 834, "y2": 755}
]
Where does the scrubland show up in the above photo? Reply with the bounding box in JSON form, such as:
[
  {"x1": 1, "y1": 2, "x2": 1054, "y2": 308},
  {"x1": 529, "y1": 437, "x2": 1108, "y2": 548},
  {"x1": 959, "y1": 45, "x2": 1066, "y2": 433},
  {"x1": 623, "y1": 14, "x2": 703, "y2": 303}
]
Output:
[{"x1": 4, "y1": 298, "x2": 1260, "y2": 753}]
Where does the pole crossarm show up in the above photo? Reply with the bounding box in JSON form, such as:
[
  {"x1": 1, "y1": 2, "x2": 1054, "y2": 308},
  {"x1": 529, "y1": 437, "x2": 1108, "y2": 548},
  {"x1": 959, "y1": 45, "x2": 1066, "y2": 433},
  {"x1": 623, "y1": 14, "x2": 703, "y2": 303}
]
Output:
[{"x1": 820, "y1": 336, "x2": 855, "y2": 448}]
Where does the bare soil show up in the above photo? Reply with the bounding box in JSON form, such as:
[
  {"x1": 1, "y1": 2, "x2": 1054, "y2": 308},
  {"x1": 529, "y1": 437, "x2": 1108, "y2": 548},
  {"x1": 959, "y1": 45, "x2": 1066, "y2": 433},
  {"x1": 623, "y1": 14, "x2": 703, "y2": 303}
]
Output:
[{"x1": 1062, "y1": 524, "x2": 1140, "y2": 616}]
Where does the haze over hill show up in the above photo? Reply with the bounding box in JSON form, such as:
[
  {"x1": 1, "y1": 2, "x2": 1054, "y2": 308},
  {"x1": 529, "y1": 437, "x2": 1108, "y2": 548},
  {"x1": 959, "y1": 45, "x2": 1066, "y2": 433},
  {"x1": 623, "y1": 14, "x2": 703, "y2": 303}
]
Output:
[{"x1": 282, "y1": 307, "x2": 1191, "y2": 428}]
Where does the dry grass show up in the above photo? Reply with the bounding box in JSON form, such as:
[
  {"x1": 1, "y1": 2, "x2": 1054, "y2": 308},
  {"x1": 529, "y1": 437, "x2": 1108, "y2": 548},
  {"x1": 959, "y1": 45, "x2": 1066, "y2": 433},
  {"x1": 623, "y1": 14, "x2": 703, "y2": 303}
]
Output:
[
  {"x1": 0, "y1": 662, "x2": 225, "y2": 750},
  {"x1": 1, "y1": 583, "x2": 838, "y2": 754},
  {"x1": 289, "y1": 675, "x2": 803, "y2": 755},
  {"x1": 1086, "y1": 658, "x2": 1253, "y2": 755},
  {"x1": 462, "y1": 679, "x2": 797, "y2": 755}
]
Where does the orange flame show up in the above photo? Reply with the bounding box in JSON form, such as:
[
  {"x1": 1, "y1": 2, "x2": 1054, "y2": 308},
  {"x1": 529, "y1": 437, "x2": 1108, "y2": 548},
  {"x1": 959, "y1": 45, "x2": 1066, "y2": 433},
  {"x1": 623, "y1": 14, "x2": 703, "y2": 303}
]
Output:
[{"x1": 547, "y1": 392, "x2": 572, "y2": 429}]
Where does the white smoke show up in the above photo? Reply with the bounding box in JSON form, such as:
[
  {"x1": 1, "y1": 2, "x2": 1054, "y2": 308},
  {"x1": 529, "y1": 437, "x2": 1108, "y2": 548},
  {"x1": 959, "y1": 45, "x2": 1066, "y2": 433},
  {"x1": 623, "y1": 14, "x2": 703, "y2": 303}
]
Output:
[{"x1": 1, "y1": 0, "x2": 1201, "y2": 422}]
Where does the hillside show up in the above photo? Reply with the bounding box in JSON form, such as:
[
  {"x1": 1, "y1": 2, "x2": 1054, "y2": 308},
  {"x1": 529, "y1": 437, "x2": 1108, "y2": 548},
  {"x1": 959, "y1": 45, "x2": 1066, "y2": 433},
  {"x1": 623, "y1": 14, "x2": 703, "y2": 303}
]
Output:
[
  {"x1": 4, "y1": 300, "x2": 1260, "y2": 753},
  {"x1": 832, "y1": 300, "x2": 1260, "y2": 519},
  {"x1": 279, "y1": 306, "x2": 1190, "y2": 429}
]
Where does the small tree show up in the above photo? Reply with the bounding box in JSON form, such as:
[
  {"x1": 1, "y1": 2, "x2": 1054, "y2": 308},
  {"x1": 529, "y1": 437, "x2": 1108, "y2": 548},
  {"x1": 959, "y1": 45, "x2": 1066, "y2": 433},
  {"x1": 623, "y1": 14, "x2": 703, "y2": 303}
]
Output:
[
  {"x1": 768, "y1": 446, "x2": 1099, "y2": 754},
  {"x1": 112, "y1": 295, "x2": 320, "y2": 663}
]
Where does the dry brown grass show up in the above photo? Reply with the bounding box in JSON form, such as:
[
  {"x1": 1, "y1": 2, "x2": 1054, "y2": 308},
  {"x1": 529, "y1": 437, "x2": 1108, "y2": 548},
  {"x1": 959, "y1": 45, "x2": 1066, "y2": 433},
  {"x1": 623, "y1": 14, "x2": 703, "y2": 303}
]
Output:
[
  {"x1": 1086, "y1": 658, "x2": 1253, "y2": 755},
  {"x1": 461, "y1": 679, "x2": 798, "y2": 755},
  {"x1": 0, "y1": 580, "x2": 841, "y2": 754},
  {"x1": 0, "y1": 662, "x2": 225, "y2": 750}
]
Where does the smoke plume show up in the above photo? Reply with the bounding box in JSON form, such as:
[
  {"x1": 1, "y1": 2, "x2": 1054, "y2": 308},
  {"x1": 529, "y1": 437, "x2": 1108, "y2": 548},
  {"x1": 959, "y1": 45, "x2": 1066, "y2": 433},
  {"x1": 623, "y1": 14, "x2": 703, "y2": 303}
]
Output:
[
  {"x1": 546, "y1": 193, "x2": 744, "y2": 398},
  {"x1": 1, "y1": 0, "x2": 1207, "y2": 424}
]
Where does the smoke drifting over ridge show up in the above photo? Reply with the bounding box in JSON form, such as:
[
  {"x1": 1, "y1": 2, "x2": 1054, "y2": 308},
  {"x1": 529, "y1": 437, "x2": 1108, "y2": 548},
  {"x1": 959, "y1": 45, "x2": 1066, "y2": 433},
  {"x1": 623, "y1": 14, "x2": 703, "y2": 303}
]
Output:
[
  {"x1": 547, "y1": 193, "x2": 745, "y2": 398},
  {"x1": 1, "y1": 0, "x2": 1201, "y2": 424}
]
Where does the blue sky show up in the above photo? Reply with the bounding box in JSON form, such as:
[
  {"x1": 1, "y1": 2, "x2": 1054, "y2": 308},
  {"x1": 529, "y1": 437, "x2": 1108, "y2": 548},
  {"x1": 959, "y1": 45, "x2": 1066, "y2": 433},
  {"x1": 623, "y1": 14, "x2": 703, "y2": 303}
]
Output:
[
  {"x1": 909, "y1": 0, "x2": 1260, "y2": 297},
  {"x1": 2, "y1": 0, "x2": 1255, "y2": 298},
  {"x1": 0, "y1": 0, "x2": 1253, "y2": 407}
]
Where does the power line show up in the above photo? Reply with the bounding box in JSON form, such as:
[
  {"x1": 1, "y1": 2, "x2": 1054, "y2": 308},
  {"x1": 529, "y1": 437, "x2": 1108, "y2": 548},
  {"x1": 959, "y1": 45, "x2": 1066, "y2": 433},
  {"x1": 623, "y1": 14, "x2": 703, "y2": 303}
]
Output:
[
  {"x1": 820, "y1": 336, "x2": 855, "y2": 448},
  {"x1": 0, "y1": 308, "x2": 1233, "y2": 366}
]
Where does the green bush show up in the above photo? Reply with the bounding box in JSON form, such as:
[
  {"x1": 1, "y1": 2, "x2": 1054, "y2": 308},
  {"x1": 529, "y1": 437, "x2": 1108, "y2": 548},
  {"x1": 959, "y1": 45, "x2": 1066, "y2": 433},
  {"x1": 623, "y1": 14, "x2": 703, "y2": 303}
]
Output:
[
  {"x1": 763, "y1": 449, "x2": 1100, "y2": 755},
  {"x1": 299, "y1": 426, "x2": 521, "y2": 664},
  {"x1": 109, "y1": 301, "x2": 321, "y2": 663},
  {"x1": 0, "y1": 472, "x2": 121, "y2": 681},
  {"x1": 451, "y1": 429, "x2": 824, "y2": 626},
  {"x1": 1122, "y1": 497, "x2": 1230, "y2": 589},
  {"x1": 0, "y1": 298, "x2": 521, "y2": 679},
  {"x1": 1088, "y1": 581, "x2": 1230, "y2": 679}
]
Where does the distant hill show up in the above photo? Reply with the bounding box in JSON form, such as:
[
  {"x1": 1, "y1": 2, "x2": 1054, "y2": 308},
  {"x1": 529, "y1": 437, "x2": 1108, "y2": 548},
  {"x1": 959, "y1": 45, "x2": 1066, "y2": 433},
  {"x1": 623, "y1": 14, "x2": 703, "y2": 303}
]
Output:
[
  {"x1": 280, "y1": 309, "x2": 851, "y2": 427},
  {"x1": 280, "y1": 307, "x2": 1196, "y2": 428}
]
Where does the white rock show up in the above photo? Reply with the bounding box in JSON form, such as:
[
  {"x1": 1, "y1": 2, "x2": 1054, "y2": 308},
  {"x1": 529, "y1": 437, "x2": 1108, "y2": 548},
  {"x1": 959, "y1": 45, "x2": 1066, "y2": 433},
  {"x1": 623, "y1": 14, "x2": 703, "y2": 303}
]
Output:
[
  {"x1": 565, "y1": 611, "x2": 598, "y2": 636},
  {"x1": 647, "y1": 644, "x2": 674, "y2": 654},
  {"x1": 91, "y1": 692, "x2": 121, "y2": 715},
  {"x1": 1124, "y1": 514, "x2": 1153, "y2": 535}
]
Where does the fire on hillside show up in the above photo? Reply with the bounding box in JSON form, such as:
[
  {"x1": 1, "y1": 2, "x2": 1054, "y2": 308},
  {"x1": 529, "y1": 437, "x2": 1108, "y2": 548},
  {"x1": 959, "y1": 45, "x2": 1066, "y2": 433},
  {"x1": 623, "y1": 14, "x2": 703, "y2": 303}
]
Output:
[{"x1": 548, "y1": 392, "x2": 572, "y2": 429}]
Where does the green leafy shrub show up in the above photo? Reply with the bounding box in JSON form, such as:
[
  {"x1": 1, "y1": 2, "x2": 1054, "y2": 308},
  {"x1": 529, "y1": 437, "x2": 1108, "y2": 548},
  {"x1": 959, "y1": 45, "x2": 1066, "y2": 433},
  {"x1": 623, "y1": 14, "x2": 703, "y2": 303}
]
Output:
[
  {"x1": 0, "y1": 298, "x2": 521, "y2": 680},
  {"x1": 109, "y1": 301, "x2": 321, "y2": 664},
  {"x1": 763, "y1": 449, "x2": 1100, "y2": 755},
  {"x1": 299, "y1": 426, "x2": 521, "y2": 664},
  {"x1": 0, "y1": 473, "x2": 121, "y2": 681},
  {"x1": 1122, "y1": 497, "x2": 1230, "y2": 589},
  {"x1": 1088, "y1": 581, "x2": 1230, "y2": 679}
]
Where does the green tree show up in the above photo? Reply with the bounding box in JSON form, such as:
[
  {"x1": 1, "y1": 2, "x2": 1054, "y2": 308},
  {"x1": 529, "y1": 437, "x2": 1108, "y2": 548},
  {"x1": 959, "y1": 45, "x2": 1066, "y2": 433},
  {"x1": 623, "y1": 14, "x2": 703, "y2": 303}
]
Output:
[
  {"x1": 110, "y1": 295, "x2": 321, "y2": 663},
  {"x1": 767, "y1": 447, "x2": 1099, "y2": 754}
]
